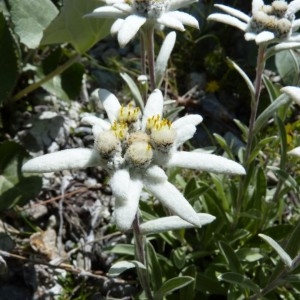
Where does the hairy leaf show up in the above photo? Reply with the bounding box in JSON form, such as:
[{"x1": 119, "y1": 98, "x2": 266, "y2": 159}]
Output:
[
  {"x1": 8, "y1": 0, "x2": 58, "y2": 48},
  {"x1": 42, "y1": 0, "x2": 113, "y2": 53}
]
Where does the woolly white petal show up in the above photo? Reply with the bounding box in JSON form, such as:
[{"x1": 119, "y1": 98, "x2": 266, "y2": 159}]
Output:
[
  {"x1": 167, "y1": 151, "x2": 246, "y2": 175},
  {"x1": 118, "y1": 14, "x2": 146, "y2": 47},
  {"x1": 292, "y1": 19, "x2": 300, "y2": 30},
  {"x1": 281, "y1": 86, "x2": 300, "y2": 106},
  {"x1": 288, "y1": 146, "x2": 300, "y2": 157},
  {"x1": 172, "y1": 114, "x2": 203, "y2": 129},
  {"x1": 244, "y1": 32, "x2": 257, "y2": 41},
  {"x1": 214, "y1": 4, "x2": 250, "y2": 23},
  {"x1": 255, "y1": 31, "x2": 275, "y2": 44},
  {"x1": 165, "y1": 11, "x2": 199, "y2": 29},
  {"x1": 286, "y1": 34, "x2": 300, "y2": 42},
  {"x1": 111, "y1": 18, "x2": 124, "y2": 35},
  {"x1": 288, "y1": 0, "x2": 300, "y2": 14},
  {"x1": 268, "y1": 42, "x2": 300, "y2": 53},
  {"x1": 175, "y1": 124, "x2": 197, "y2": 147},
  {"x1": 22, "y1": 149, "x2": 102, "y2": 173},
  {"x1": 142, "y1": 89, "x2": 164, "y2": 130},
  {"x1": 144, "y1": 165, "x2": 168, "y2": 183},
  {"x1": 207, "y1": 13, "x2": 247, "y2": 31},
  {"x1": 168, "y1": 0, "x2": 197, "y2": 11},
  {"x1": 93, "y1": 124, "x2": 105, "y2": 138},
  {"x1": 157, "y1": 14, "x2": 185, "y2": 31},
  {"x1": 98, "y1": 89, "x2": 121, "y2": 123},
  {"x1": 86, "y1": 6, "x2": 126, "y2": 18},
  {"x1": 111, "y1": 170, "x2": 143, "y2": 231},
  {"x1": 252, "y1": 0, "x2": 264, "y2": 14},
  {"x1": 144, "y1": 179, "x2": 202, "y2": 227},
  {"x1": 81, "y1": 115, "x2": 111, "y2": 130},
  {"x1": 140, "y1": 213, "x2": 216, "y2": 234}
]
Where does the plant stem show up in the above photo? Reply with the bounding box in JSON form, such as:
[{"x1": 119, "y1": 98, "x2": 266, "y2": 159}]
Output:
[
  {"x1": 244, "y1": 44, "x2": 267, "y2": 165},
  {"x1": 144, "y1": 26, "x2": 156, "y2": 91},
  {"x1": 234, "y1": 44, "x2": 267, "y2": 223},
  {"x1": 140, "y1": 32, "x2": 148, "y2": 104},
  {"x1": 132, "y1": 214, "x2": 153, "y2": 300},
  {"x1": 12, "y1": 54, "x2": 81, "y2": 101}
]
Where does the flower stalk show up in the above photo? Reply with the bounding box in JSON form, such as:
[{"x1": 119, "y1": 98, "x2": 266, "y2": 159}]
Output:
[
  {"x1": 244, "y1": 43, "x2": 267, "y2": 165},
  {"x1": 143, "y1": 26, "x2": 156, "y2": 91},
  {"x1": 132, "y1": 215, "x2": 153, "y2": 300}
]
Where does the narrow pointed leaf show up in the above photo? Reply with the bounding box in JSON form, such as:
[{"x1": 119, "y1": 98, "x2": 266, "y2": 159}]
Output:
[
  {"x1": 154, "y1": 276, "x2": 194, "y2": 300},
  {"x1": 120, "y1": 72, "x2": 144, "y2": 110},
  {"x1": 219, "y1": 241, "x2": 243, "y2": 274},
  {"x1": 253, "y1": 93, "x2": 291, "y2": 135},
  {"x1": 259, "y1": 234, "x2": 292, "y2": 267},
  {"x1": 108, "y1": 260, "x2": 145, "y2": 277},
  {"x1": 147, "y1": 242, "x2": 162, "y2": 292},
  {"x1": 106, "y1": 244, "x2": 134, "y2": 256},
  {"x1": 227, "y1": 57, "x2": 255, "y2": 99},
  {"x1": 219, "y1": 272, "x2": 260, "y2": 293}
]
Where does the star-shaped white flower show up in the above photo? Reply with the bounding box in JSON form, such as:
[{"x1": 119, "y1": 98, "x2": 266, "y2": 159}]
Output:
[
  {"x1": 86, "y1": 0, "x2": 199, "y2": 47},
  {"x1": 22, "y1": 89, "x2": 245, "y2": 231},
  {"x1": 208, "y1": 0, "x2": 300, "y2": 44}
]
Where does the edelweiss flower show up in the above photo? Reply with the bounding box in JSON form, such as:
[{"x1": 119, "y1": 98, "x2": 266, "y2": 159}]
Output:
[
  {"x1": 86, "y1": 0, "x2": 199, "y2": 47},
  {"x1": 208, "y1": 0, "x2": 300, "y2": 44},
  {"x1": 22, "y1": 89, "x2": 245, "y2": 231}
]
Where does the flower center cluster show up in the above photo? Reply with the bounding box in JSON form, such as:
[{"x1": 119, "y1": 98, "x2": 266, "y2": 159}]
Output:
[
  {"x1": 128, "y1": 0, "x2": 169, "y2": 18},
  {"x1": 95, "y1": 104, "x2": 176, "y2": 170},
  {"x1": 248, "y1": 0, "x2": 294, "y2": 38}
]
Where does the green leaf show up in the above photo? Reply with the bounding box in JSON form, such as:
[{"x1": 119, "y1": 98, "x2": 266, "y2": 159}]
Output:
[
  {"x1": 248, "y1": 136, "x2": 277, "y2": 163},
  {"x1": 107, "y1": 260, "x2": 145, "y2": 277},
  {"x1": 180, "y1": 265, "x2": 196, "y2": 300},
  {"x1": 285, "y1": 221, "x2": 300, "y2": 258},
  {"x1": 172, "y1": 247, "x2": 187, "y2": 270},
  {"x1": 0, "y1": 142, "x2": 42, "y2": 211},
  {"x1": 219, "y1": 241, "x2": 243, "y2": 274},
  {"x1": 253, "y1": 167, "x2": 267, "y2": 202},
  {"x1": 35, "y1": 48, "x2": 84, "y2": 100},
  {"x1": 258, "y1": 234, "x2": 292, "y2": 267},
  {"x1": 8, "y1": 0, "x2": 58, "y2": 49},
  {"x1": 219, "y1": 272, "x2": 261, "y2": 293},
  {"x1": 42, "y1": 0, "x2": 113, "y2": 53},
  {"x1": 227, "y1": 57, "x2": 255, "y2": 99},
  {"x1": 275, "y1": 50, "x2": 300, "y2": 86},
  {"x1": 253, "y1": 93, "x2": 291, "y2": 136},
  {"x1": 120, "y1": 72, "x2": 144, "y2": 110},
  {"x1": 147, "y1": 242, "x2": 162, "y2": 292},
  {"x1": 262, "y1": 75, "x2": 281, "y2": 102},
  {"x1": 0, "y1": 13, "x2": 20, "y2": 102},
  {"x1": 154, "y1": 276, "x2": 194, "y2": 300},
  {"x1": 236, "y1": 248, "x2": 264, "y2": 263},
  {"x1": 107, "y1": 244, "x2": 135, "y2": 256},
  {"x1": 213, "y1": 133, "x2": 235, "y2": 159}
]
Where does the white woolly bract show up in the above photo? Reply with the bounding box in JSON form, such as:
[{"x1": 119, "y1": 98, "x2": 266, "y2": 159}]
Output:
[
  {"x1": 140, "y1": 213, "x2": 216, "y2": 234},
  {"x1": 22, "y1": 149, "x2": 102, "y2": 173}
]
